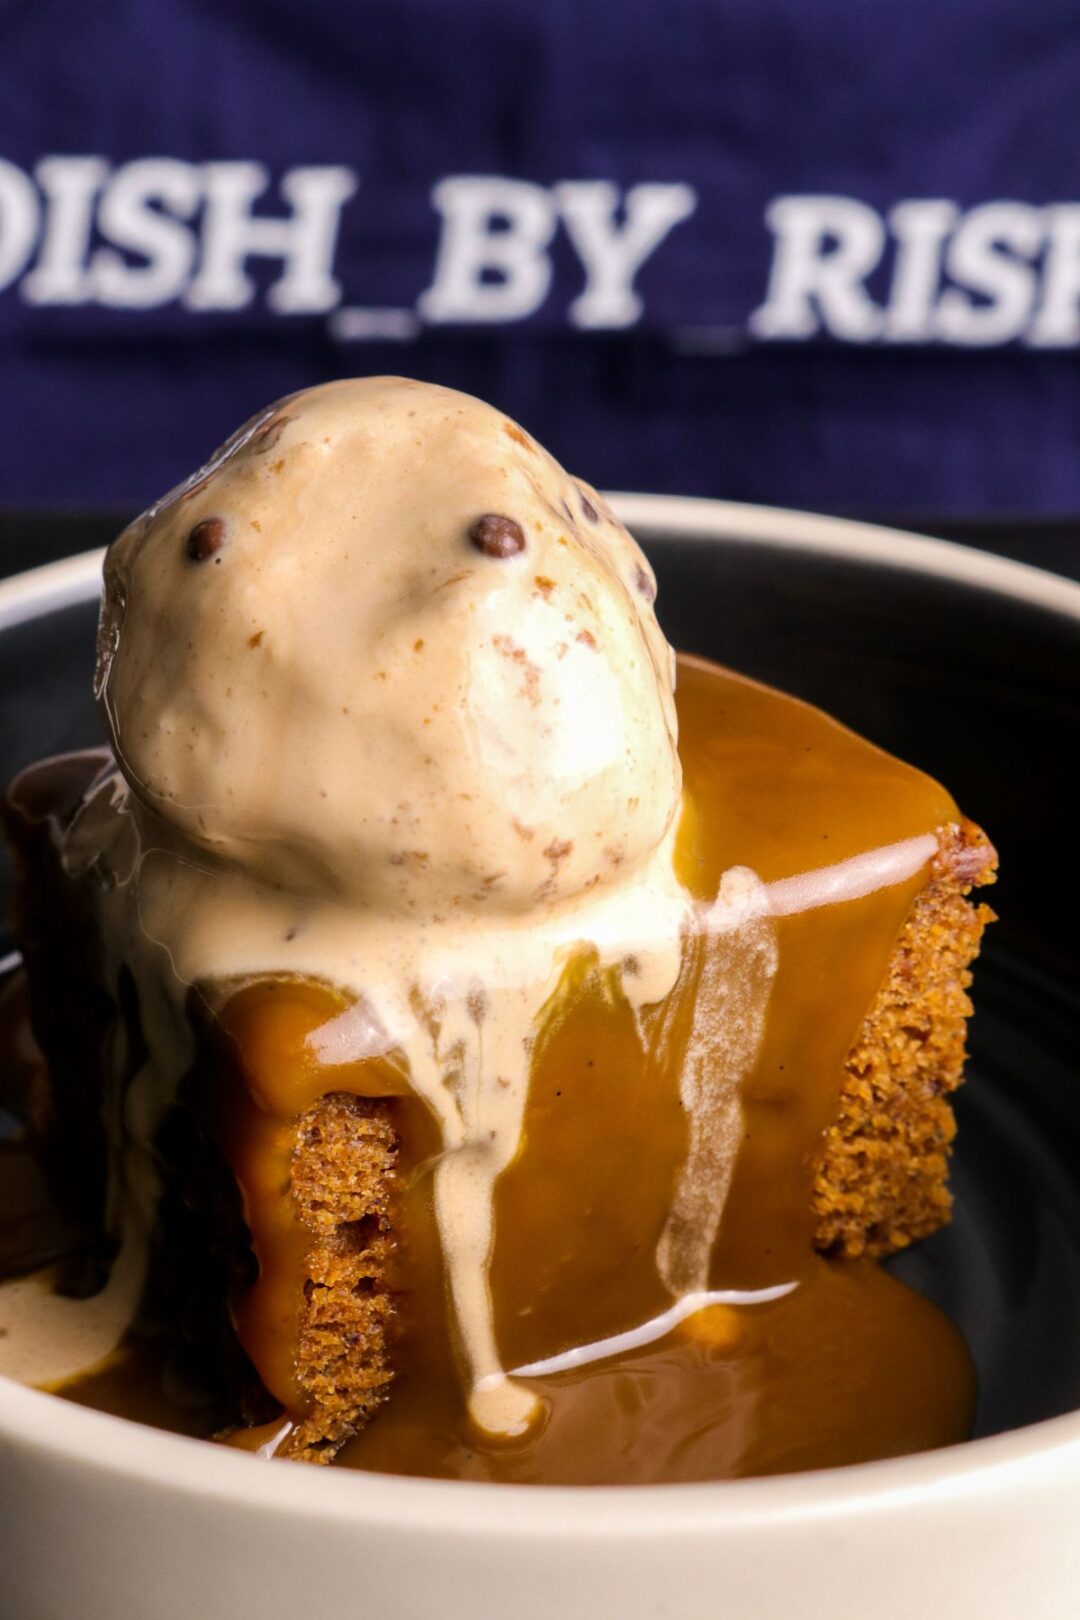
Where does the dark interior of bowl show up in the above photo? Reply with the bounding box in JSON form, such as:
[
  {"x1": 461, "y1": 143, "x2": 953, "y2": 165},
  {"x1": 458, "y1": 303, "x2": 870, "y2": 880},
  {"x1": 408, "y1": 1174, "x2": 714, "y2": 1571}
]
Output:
[{"x1": 1, "y1": 531, "x2": 1077, "y2": 1444}]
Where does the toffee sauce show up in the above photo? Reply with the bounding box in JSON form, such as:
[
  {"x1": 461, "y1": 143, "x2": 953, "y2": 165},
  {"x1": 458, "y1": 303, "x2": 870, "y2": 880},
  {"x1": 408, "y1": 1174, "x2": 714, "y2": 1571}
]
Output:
[{"x1": 1, "y1": 658, "x2": 975, "y2": 1481}]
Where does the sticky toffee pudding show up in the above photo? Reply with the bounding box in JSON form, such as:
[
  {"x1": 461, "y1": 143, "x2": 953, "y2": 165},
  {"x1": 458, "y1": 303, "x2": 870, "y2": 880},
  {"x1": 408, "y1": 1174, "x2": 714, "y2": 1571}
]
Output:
[{"x1": 0, "y1": 380, "x2": 995, "y2": 1484}]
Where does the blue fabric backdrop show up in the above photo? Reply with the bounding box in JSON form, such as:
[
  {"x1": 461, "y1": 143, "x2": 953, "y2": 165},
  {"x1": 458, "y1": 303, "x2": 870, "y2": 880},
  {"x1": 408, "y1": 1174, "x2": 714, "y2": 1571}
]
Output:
[{"x1": 3, "y1": 0, "x2": 1080, "y2": 513}]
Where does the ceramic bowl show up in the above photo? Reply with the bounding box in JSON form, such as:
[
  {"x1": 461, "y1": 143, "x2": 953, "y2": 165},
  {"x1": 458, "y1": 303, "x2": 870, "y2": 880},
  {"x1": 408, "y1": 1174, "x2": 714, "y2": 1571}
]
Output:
[{"x1": 1, "y1": 499, "x2": 1077, "y2": 1620}]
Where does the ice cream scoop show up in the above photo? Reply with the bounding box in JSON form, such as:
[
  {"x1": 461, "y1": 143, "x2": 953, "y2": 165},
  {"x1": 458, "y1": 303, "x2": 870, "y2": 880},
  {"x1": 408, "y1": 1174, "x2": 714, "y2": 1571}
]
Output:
[
  {"x1": 96, "y1": 378, "x2": 681, "y2": 915},
  {"x1": 86, "y1": 378, "x2": 697, "y2": 1439}
]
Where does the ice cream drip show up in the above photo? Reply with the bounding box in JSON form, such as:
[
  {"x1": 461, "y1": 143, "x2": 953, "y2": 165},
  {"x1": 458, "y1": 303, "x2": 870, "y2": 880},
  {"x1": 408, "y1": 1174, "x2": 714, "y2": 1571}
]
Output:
[{"x1": 88, "y1": 378, "x2": 706, "y2": 1433}]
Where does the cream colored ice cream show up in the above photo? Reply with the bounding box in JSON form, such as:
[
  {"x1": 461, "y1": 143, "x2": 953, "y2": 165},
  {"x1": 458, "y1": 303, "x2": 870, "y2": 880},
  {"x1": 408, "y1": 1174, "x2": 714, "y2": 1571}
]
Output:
[
  {"x1": 85, "y1": 378, "x2": 695, "y2": 1434},
  {"x1": 96, "y1": 377, "x2": 680, "y2": 914}
]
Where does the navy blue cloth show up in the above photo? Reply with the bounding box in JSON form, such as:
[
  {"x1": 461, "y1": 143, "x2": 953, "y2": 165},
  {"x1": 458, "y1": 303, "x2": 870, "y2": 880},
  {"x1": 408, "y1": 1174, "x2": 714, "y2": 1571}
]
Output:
[{"x1": 3, "y1": 0, "x2": 1080, "y2": 516}]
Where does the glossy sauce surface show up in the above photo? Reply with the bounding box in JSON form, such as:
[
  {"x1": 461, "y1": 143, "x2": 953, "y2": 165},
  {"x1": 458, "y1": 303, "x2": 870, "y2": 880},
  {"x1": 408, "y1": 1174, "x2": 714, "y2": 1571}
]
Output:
[
  {"x1": 2, "y1": 658, "x2": 976, "y2": 1479},
  {"x1": 341, "y1": 657, "x2": 974, "y2": 1479}
]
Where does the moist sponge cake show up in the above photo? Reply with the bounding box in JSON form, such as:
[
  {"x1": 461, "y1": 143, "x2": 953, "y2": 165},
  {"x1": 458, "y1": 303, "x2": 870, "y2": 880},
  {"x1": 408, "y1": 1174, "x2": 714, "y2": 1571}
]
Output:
[{"x1": 813, "y1": 819, "x2": 997, "y2": 1261}]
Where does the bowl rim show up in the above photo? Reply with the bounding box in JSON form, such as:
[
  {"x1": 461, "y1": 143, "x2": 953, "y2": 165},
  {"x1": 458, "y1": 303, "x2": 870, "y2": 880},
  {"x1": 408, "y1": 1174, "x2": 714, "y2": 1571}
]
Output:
[
  {"x1": 4, "y1": 494, "x2": 1080, "y2": 633},
  {"x1": 1, "y1": 495, "x2": 1078, "y2": 1533}
]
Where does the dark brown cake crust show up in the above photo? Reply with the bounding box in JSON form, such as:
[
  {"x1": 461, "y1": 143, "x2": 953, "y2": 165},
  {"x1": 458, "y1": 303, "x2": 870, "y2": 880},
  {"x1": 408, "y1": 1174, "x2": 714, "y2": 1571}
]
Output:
[{"x1": 1, "y1": 752, "x2": 122, "y2": 1290}]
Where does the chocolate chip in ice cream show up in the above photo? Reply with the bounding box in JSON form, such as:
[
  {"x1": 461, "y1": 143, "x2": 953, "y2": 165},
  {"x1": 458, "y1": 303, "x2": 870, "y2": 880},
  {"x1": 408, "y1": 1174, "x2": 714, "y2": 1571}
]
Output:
[
  {"x1": 634, "y1": 566, "x2": 656, "y2": 603},
  {"x1": 469, "y1": 514, "x2": 526, "y2": 558},
  {"x1": 186, "y1": 517, "x2": 227, "y2": 563},
  {"x1": 579, "y1": 494, "x2": 599, "y2": 523}
]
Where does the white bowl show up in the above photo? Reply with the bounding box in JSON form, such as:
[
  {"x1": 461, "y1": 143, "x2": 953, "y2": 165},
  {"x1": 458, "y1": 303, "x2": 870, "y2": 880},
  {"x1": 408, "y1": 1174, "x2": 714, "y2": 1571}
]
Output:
[{"x1": 2, "y1": 499, "x2": 1078, "y2": 1620}]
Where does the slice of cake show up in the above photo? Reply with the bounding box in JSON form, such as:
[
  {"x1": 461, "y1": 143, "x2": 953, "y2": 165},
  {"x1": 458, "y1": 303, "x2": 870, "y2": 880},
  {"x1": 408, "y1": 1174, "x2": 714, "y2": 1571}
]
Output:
[{"x1": 0, "y1": 379, "x2": 996, "y2": 1482}]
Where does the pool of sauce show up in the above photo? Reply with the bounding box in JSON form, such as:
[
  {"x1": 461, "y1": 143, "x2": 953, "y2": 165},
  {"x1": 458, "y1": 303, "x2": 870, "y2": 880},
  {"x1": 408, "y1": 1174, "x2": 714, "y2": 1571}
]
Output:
[{"x1": 0, "y1": 656, "x2": 975, "y2": 1480}]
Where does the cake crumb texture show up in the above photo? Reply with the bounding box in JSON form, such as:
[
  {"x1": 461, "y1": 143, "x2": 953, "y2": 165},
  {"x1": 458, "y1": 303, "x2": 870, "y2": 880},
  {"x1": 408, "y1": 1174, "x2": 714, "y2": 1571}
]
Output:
[
  {"x1": 277, "y1": 1093, "x2": 398, "y2": 1462},
  {"x1": 812, "y1": 819, "x2": 998, "y2": 1259}
]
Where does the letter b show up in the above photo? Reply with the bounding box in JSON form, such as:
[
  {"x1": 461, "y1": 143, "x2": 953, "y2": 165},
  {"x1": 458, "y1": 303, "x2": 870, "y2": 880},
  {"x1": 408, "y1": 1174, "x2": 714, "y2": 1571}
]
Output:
[{"x1": 419, "y1": 177, "x2": 556, "y2": 323}]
